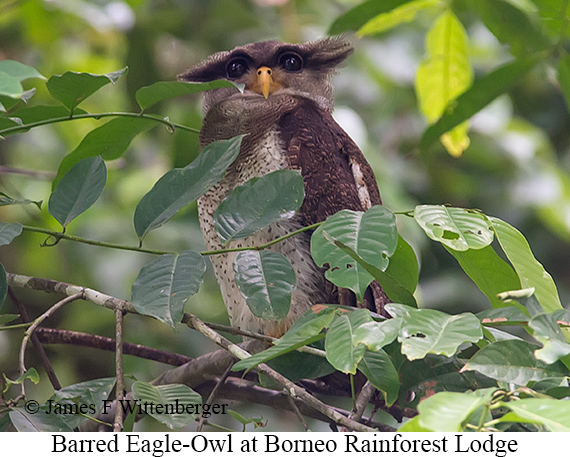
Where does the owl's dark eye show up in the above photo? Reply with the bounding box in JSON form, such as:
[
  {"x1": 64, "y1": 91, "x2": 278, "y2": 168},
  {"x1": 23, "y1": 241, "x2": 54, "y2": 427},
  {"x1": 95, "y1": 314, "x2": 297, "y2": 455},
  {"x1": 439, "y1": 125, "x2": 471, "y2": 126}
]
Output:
[
  {"x1": 279, "y1": 53, "x2": 303, "y2": 72},
  {"x1": 226, "y1": 58, "x2": 249, "y2": 79}
]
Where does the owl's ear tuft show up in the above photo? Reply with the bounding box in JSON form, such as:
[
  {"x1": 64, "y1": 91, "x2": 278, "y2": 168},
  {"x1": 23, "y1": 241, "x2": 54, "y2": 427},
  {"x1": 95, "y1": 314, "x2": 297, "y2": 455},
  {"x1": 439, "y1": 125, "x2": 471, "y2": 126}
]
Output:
[
  {"x1": 303, "y1": 36, "x2": 354, "y2": 70},
  {"x1": 178, "y1": 53, "x2": 229, "y2": 82}
]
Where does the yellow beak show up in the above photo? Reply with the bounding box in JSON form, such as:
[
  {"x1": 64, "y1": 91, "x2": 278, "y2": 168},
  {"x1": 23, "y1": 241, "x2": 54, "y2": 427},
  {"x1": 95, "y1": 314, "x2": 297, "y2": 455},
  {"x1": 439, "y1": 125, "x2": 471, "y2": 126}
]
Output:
[{"x1": 256, "y1": 66, "x2": 275, "y2": 99}]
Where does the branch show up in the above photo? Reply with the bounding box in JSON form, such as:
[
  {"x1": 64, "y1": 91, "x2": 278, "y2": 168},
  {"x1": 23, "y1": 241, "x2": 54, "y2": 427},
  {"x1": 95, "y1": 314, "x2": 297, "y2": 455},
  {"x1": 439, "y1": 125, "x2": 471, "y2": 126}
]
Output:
[
  {"x1": 34, "y1": 328, "x2": 192, "y2": 366},
  {"x1": 7, "y1": 272, "x2": 381, "y2": 431},
  {"x1": 83, "y1": 345, "x2": 395, "y2": 432},
  {"x1": 183, "y1": 313, "x2": 377, "y2": 432}
]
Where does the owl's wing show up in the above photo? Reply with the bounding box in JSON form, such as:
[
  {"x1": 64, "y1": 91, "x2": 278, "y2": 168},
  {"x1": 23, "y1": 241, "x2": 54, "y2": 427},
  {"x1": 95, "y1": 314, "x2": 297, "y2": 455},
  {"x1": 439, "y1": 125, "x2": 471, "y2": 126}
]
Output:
[
  {"x1": 278, "y1": 97, "x2": 388, "y2": 314},
  {"x1": 279, "y1": 98, "x2": 381, "y2": 223}
]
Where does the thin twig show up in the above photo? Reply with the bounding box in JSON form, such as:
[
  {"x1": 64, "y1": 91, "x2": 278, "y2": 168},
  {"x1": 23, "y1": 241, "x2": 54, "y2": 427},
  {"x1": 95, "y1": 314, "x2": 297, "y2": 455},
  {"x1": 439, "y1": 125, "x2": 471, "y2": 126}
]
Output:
[
  {"x1": 0, "y1": 166, "x2": 55, "y2": 180},
  {"x1": 113, "y1": 304, "x2": 125, "y2": 432},
  {"x1": 8, "y1": 287, "x2": 61, "y2": 390},
  {"x1": 284, "y1": 388, "x2": 311, "y2": 431},
  {"x1": 0, "y1": 112, "x2": 200, "y2": 136},
  {"x1": 349, "y1": 380, "x2": 376, "y2": 423},
  {"x1": 196, "y1": 365, "x2": 232, "y2": 432},
  {"x1": 18, "y1": 292, "x2": 84, "y2": 397},
  {"x1": 22, "y1": 225, "x2": 174, "y2": 255}
]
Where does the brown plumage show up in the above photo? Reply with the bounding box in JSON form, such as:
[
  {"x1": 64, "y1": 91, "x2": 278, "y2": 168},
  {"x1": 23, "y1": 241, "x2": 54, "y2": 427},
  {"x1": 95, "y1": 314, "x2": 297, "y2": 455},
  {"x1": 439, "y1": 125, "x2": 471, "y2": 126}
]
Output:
[{"x1": 179, "y1": 37, "x2": 387, "y2": 336}]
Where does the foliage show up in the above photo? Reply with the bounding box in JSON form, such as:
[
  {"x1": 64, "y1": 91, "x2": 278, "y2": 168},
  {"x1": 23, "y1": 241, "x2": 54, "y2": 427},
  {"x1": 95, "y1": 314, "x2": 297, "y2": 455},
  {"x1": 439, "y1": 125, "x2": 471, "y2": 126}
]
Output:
[{"x1": 1, "y1": 0, "x2": 570, "y2": 433}]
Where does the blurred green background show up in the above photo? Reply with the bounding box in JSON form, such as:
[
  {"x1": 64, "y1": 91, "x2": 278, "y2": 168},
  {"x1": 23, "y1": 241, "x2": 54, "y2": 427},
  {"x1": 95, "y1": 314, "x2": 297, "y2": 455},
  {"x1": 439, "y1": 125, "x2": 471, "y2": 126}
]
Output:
[{"x1": 1, "y1": 0, "x2": 570, "y2": 431}]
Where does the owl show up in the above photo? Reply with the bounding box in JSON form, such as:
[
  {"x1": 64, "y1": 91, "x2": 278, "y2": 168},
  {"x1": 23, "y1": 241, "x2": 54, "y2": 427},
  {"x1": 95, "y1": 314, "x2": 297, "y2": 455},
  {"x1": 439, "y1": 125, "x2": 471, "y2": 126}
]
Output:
[{"x1": 179, "y1": 37, "x2": 386, "y2": 337}]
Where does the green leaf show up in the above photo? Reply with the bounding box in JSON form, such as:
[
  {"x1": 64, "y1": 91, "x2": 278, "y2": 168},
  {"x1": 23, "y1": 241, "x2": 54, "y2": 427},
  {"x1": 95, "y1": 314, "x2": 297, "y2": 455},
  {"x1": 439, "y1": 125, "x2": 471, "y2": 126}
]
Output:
[
  {"x1": 0, "y1": 60, "x2": 45, "y2": 82},
  {"x1": 325, "y1": 309, "x2": 372, "y2": 374},
  {"x1": 228, "y1": 410, "x2": 266, "y2": 431},
  {"x1": 461, "y1": 339, "x2": 568, "y2": 385},
  {"x1": 420, "y1": 56, "x2": 540, "y2": 150},
  {"x1": 446, "y1": 245, "x2": 522, "y2": 309},
  {"x1": 131, "y1": 382, "x2": 202, "y2": 429},
  {"x1": 281, "y1": 304, "x2": 339, "y2": 342},
  {"x1": 214, "y1": 169, "x2": 304, "y2": 246},
  {"x1": 414, "y1": 205, "x2": 494, "y2": 251},
  {"x1": 0, "y1": 71, "x2": 24, "y2": 100},
  {"x1": 474, "y1": 0, "x2": 552, "y2": 57},
  {"x1": 385, "y1": 235, "x2": 419, "y2": 295},
  {"x1": 50, "y1": 377, "x2": 116, "y2": 429},
  {"x1": 0, "y1": 192, "x2": 42, "y2": 209},
  {"x1": 533, "y1": 0, "x2": 570, "y2": 39},
  {"x1": 397, "y1": 356, "x2": 497, "y2": 409},
  {"x1": 557, "y1": 54, "x2": 570, "y2": 112},
  {"x1": 0, "y1": 263, "x2": 6, "y2": 310},
  {"x1": 46, "y1": 67, "x2": 127, "y2": 112},
  {"x1": 48, "y1": 156, "x2": 107, "y2": 228},
  {"x1": 53, "y1": 377, "x2": 116, "y2": 405},
  {"x1": 3, "y1": 368, "x2": 40, "y2": 390},
  {"x1": 136, "y1": 80, "x2": 235, "y2": 111},
  {"x1": 231, "y1": 305, "x2": 336, "y2": 373},
  {"x1": 398, "y1": 415, "x2": 431, "y2": 431},
  {"x1": 358, "y1": 0, "x2": 440, "y2": 36},
  {"x1": 529, "y1": 313, "x2": 570, "y2": 364},
  {"x1": 489, "y1": 216, "x2": 562, "y2": 313},
  {"x1": 416, "y1": 10, "x2": 473, "y2": 157},
  {"x1": 266, "y1": 351, "x2": 335, "y2": 382},
  {"x1": 399, "y1": 308, "x2": 483, "y2": 360},
  {"x1": 54, "y1": 116, "x2": 155, "y2": 187},
  {"x1": 328, "y1": 236, "x2": 417, "y2": 307},
  {"x1": 0, "y1": 61, "x2": 43, "y2": 111},
  {"x1": 500, "y1": 398, "x2": 570, "y2": 432},
  {"x1": 353, "y1": 319, "x2": 400, "y2": 352},
  {"x1": 132, "y1": 250, "x2": 206, "y2": 327},
  {"x1": 328, "y1": 0, "x2": 416, "y2": 34},
  {"x1": 9, "y1": 407, "x2": 73, "y2": 432},
  {"x1": 477, "y1": 306, "x2": 529, "y2": 324},
  {"x1": 233, "y1": 250, "x2": 296, "y2": 322},
  {"x1": 0, "y1": 314, "x2": 20, "y2": 325},
  {"x1": 134, "y1": 136, "x2": 242, "y2": 241},
  {"x1": 497, "y1": 288, "x2": 545, "y2": 317},
  {"x1": 415, "y1": 389, "x2": 496, "y2": 432},
  {"x1": 232, "y1": 333, "x2": 324, "y2": 373},
  {"x1": 553, "y1": 308, "x2": 570, "y2": 326},
  {"x1": 0, "y1": 222, "x2": 23, "y2": 246},
  {"x1": 358, "y1": 349, "x2": 400, "y2": 406},
  {"x1": 385, "y1": 302, "x2": 416, "y2": 318},
  {"x1": 311, "y1": 206, "x2": 398, "y2": 301}
]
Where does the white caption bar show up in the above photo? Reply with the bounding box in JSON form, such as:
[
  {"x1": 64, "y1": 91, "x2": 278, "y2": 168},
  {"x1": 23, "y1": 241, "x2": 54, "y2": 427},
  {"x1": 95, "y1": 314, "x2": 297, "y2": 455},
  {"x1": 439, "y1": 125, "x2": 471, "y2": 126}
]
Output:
[{"x1": 2, "y1": 431, "x2": 556, "y2": 456}]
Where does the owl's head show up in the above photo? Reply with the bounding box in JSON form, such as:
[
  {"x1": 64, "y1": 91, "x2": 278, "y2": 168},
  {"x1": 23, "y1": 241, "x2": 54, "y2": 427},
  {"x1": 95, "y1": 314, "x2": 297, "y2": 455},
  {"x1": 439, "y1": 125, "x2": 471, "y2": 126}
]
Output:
[{"x1": 178, "y1": 37, "x2": 353, "y2": 113}]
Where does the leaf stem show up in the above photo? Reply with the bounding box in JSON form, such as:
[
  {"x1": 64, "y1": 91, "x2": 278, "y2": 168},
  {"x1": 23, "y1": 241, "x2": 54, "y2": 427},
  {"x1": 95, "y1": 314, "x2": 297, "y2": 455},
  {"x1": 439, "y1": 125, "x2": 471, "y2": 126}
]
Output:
[
  {"x1": 0, "y1": 112, "x2": 200, "y2": 136},
  {"x1": 22, "y1": 222, "x2": 323, "y2": 257},
  {"x1": 22, "y1": 225, "x2": 174, "y2": 255},
  {"x1": 201, "y1": 222, "x2": 322, "y2": 256}
]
